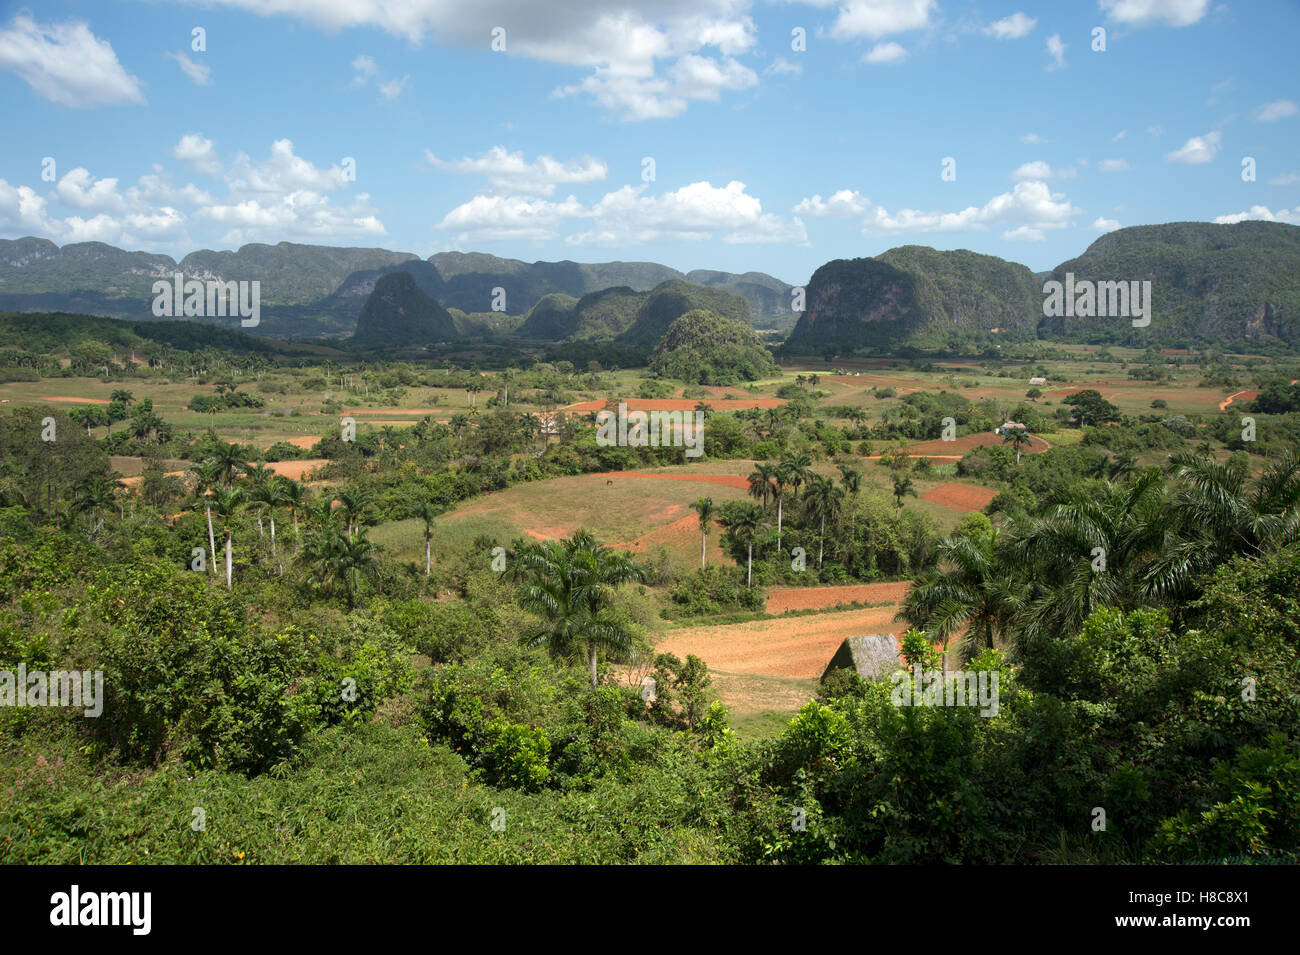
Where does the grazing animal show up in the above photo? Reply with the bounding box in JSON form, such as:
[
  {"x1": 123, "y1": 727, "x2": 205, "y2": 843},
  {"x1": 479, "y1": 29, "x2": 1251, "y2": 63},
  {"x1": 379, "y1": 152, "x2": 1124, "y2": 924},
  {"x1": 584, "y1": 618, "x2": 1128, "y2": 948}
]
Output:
[{"x1": 606, "y1": 479, "x2": 613, "y2": 486}]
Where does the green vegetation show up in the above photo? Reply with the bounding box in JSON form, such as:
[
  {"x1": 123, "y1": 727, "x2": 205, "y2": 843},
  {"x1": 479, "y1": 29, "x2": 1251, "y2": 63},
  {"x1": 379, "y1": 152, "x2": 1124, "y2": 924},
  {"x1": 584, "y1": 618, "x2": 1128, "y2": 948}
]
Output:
[{"x1": 649, "y1": 309, "x2": 779, "y2": 384}]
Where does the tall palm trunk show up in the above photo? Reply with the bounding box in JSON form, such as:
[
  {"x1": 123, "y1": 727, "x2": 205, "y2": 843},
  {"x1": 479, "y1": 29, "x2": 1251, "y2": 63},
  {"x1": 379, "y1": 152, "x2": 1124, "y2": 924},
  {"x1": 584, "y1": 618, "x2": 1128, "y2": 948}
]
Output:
[
  {"x1": 776, "y1": 496, "x2": 783, "y2": 554},
  {"x1": 206, "y1": 504, "x2": 217, "y2": 575},
  {"x1": 425, "y1": 538, "x2": 431, "y2": 577},
  {"x1": 818, "y1": 514, "x2": 826, "y2": 568},
  {"x1": 700, "y1": 531, "x2": 707, "y2": 568},
  {"x1": 747, "y1": 542, "x2": 753, "y2": 588},
  {"x1": 224, "y1": 530, "x2": 233, "y2": 588}
]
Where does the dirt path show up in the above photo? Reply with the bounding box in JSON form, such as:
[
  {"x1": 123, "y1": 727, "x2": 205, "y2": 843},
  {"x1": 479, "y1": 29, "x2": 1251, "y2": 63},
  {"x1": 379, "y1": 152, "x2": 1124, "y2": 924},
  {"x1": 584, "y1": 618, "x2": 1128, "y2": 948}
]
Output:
[{"x1": 1219, "y1": 391, "x2": 1258, "y2": 411}]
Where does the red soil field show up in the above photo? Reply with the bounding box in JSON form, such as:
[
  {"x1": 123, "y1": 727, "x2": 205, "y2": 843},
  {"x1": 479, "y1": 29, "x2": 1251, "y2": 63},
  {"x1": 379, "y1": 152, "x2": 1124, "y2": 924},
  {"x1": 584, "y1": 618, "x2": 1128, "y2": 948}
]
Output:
[
  {"x1": 765, "y1": 581, "x2": 910, "y2": 614},
  {"x1": 40, "y1": 395, "x2": 111, "y2": 404},
  {"x1": 564, "y1": 398, "x2": 783, "y2": 412},
  {"x1": 603, "y1": 471, "x2": 751, "y2": 489},
  {"x1": 922, "y1": 482, "x2": 998, "y2": 512}
]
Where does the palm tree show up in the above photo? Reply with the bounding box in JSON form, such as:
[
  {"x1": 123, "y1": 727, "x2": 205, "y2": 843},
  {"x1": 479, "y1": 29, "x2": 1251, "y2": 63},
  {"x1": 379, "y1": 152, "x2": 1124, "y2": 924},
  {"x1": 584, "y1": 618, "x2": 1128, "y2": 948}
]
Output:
[
  {"x1": 336, "y1": 488, "x2": 371, "y2": 540},
  {"x1": 892, "y1": 475, "x2": 917, "y2": 508},
  {"x1": 747, "y1": 462, "x2": 775, "y2": 509},
  {"x1": 1145, "y1": 450, "x2": 1300, "y2": 599},
  {"x1": 416, "y1": 500, "x2": 439, "y2": 577},
  {"x1": 243, "y1": 462, "x2": 275, "y2": 538},
  {"x1": 898, "y1": 527, "x2": 1024, "y2": 665},
  {"x1": 277, "y1": 477, "x2": 306, "y2": 552},
  {"x1": 188, "y1": 459, "x2": 222, "y2": 574},
  {"x1": 804, "y1": 474, "x2": 844, "y2": 569},
  {"x1": 838, "y1": 464, "x2": 863, "y2": 541},
  {"x1": 110, "y1": 389, "x2": 134, "y2": 407},
  {"x1": 211, "y1": 487, "x2": 245, "y2": 588},
  {"x1": 1002, "y1": 426, "x2": 1031, "y2": 465},
  {"x1": 1006, "y1": 468, "x2": 1174, "y2": 643},
  {"x1": 780, "y1": 450, "x2": 813, "y2": 502},
  {"x1": 721, "y1": 503, "x2": 765, "y2": 588},
  {"x1": 207, "y1": 440, "x2": 249, "y2": 488},
  {"x1": 689, "y1": 496, "x2": 717, "y2": 568},
  {"x1": 250, "y1": 475, "x2": 289, "y2": 559},
  {"x1": 71, "y1": 475, "x2": 123, "y2": 533},
  {"x1": 298, "y1": 526, "x2": 381, "y2": 609},
  {"x1": 515, "y1": 530, "x2": 645, "y2": 687}
]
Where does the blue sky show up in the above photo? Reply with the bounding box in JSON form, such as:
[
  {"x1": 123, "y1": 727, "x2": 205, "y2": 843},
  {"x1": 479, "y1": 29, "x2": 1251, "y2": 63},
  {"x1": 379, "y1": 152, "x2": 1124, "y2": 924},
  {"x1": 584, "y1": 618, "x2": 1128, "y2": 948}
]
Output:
[{"x1": 0, "y1": 0, "x2": 1296, "y2": 286}]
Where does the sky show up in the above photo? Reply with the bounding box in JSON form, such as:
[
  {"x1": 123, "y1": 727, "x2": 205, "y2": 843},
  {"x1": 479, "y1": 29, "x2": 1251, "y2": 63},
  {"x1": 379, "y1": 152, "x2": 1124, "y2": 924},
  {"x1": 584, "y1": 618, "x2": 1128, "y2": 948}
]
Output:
[{"x1": 0, "y1": 0, "x2": 1297, "y2": 287}]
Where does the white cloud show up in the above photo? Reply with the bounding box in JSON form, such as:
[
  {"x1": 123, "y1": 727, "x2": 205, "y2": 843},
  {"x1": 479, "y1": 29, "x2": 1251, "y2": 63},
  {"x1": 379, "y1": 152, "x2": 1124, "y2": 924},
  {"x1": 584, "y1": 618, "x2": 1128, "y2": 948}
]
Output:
[
  {"x1": 184, "y1": 1, "x2": 762, "y2": 120},
  {"x1": 1099, "y1": 158, "x2": 1131, "y2": 172},
  {"x1": 795, "y1": 179, "x2": 1079, "y2": 237},
  {"x1": 435, "y1": 179, "x2": 806, "y2": 245},
  {"x1": 55, "y1": 168, "x2": 127, "y2": 213},
  {"x1": 1093, "y1": 216, "x2": 1122, "y2": 232},
  {"x1": 1020, "y1": 132, "x2": 1044, "y2": 144},
  {"x1": 764, "y1": 57, "x2": 802, "y2": 76},
  {"x1": 1045, "y1": 33, "x2": 1066, "y2": 70},
  {"x1": 166, "y1": 51, "x2": 212, "y2": 86},
  {"x1": 863, "y1": 42, "x2": 908, "y2": 63},
  {"x1": 1268, "y1": 171, "x2": 1300, "y2": 185},
  {"x1": 830, "y1": 0, "x2": 936, "y2": 40},
  {"x1": 1003, "y1": 225, "x2": 1045, "y2": 241},
  {"x1": 1012, "y1": 161, "x2": 1076, "y2": 180},
  {"x1": 0, "y1": 179, "x2": 56, "y2": 235},
  {"x1": 985, "y1": 13, "x2": 1036, "y2": 39},
  {"x1": 350, "y1": 53, "x2": 407, "y2": 101},
  {"x1": 173, "y1": 134, "x2": 224, "y2": 177},
  {"x1": 1099, "y1": 0, "x2": 1208, "y2": 27},
  {"x1": 351, "y1": 54, "x2": 378, "y2": 85},
  {"x1": 1213, "y1": 205, "x2": 1300, "y2": 225},
  {"x1": 1165, "y1": 130, "x2": 1221, "y2": 164},
  {"x1": 378, "y1": 76, "x2": 409, "y2": 100},
  {"x1": 424, "y1": 146, "x2": 607, "y2": 196},
  {"x1": 794, "y1": 190, "x2": 871, "y2": 217},
  {"x1": 0, "y1": 15, "x2": 144, "y2": 107},
  {"x1": 1254, "y1": 99, "x2": 1298, "y2": 122},
  {"x1": 1112, "y1": 130, "x2": 1127, "y2": 142}
]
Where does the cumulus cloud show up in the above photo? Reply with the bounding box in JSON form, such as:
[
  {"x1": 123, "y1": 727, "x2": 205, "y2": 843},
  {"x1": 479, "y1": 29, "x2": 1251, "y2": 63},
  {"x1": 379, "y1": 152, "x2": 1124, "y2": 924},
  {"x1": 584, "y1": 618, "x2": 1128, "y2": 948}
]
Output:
[
  {"x1": 829, "y1": 0, "x2": 936, "y2": 40},
  {"x1": 985, "y1": 13, "x2": 1036, "y2": 39},
  {"x1": 1165, "y1": 130, "x2": 1221, "y2": 164},
  {"x1": 1020, "y1": 133, "x2": 1044, "y2": 144},
  {"x1": 1012, "y1": 161, "x2": 1076, "y2": 180},
  {"x1": 1093, "y1": 216, "x2": 1122, "y2": 232},
  {"x1": 350, "y1": 53, "x2": 407, "y2": 101},
  {"x1": 1098, "y1": 158, "x2": 1131, "y2": 172},
  {"x1": 180, "y1": 0, "x2": 763, "y2": 119},
  {"x1": 863, "y1": 42, "x2": 908, "y2": 64},
  {"x1": 424, "y1": 146, "x2": 607, "y2": 196},
  {"x1": 0, "y1": 15, "x2": 144, "y2": 107},
  {"x1": 794, "y1": 190, "x2": 872, "y2": 217},
  {"x1": 764, "y1": 57, "x2": 802, "y2": 76},
  {"x1": 435, "y1": 179, "x2": 806, "y2": 245},
  {"x1": 1213, "y1": 205, "x2": 1300, "y2": 225},
  {"x1": 1099, "y1": 0, "x2": 1208, "y2": 27},
  {"x1": 795, "y1": 179, "x2": 1080, "y2": 239},
  {"x1": 166, "y1": 51, "x2": 212, "y2": 86}
]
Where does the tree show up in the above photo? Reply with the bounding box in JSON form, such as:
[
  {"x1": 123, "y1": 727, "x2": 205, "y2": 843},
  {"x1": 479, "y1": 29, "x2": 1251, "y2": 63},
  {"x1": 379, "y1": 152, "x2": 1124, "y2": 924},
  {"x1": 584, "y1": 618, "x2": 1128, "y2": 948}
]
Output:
[
  {"x1": 277, "y1": 477, "x2": 306, "y2": 552},
  {"x1": 416, "y1": 500, "x2": 439, "y2": 577},
  {"x1": 337, "y1": 488, "x2": 372, "y2": 540},
  {"x1": 892, "y1": 475, "x2": 917, "y2": 508},
  {"x1": 804, "y1": 474, "x2": 844, "y2": 569},
  {"x1": 721, "y1": 503, "x2": 765, "y2": 588},
  {"x1": 188, "y1": 459, "x2": 222, "y2": 574},
  {"x1": 1063, "y1": 389, "x2": 1121, "y2": 426},
  {"x1": 110, "y1": 389, "x2": 134, "y2": 407},
  {"x1": 780, "y1": 450, "x2": 813, "y2": 502},
  {"x1": 898, "y1": 527, "x2": 1023, "y2": 664},
  {"x1": 207, "y1": 440, "x2": 249, "y2": 488},
  {"x1": 211, "y1": 487, "x2": 245, "y2": 588},
  {"x1": 1002, "y1": 426, "x2": 1031, "y2": 465},
  {"x1": 298, "y1": 526, "x2": 381, "y2": 609},
  {"x1": 515, "y1": 530, "x2": 645, "y2": 687},
  {"x1": 689, "y1": 496, "x2": 717, "y2": 568},
  {"x1": 838, "y1": 464, "x2": 863, "y2": 541},
  {"x1": 71, "y1": 475, "x2": 123, "y2": 533}
]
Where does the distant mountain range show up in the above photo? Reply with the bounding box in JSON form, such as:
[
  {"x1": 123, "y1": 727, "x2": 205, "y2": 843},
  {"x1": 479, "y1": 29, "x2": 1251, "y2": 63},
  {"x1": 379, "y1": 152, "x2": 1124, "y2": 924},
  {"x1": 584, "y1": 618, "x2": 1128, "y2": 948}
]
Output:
[
  {"x1": 0, "y1": 238, "x2": 793, "y2": 339},
  {"x1": 784, "y1": 222, "x2": 1300, "y2": 352},
  {"x1": 4, "y1": 221, "x2": 1299, "y2": 351}
]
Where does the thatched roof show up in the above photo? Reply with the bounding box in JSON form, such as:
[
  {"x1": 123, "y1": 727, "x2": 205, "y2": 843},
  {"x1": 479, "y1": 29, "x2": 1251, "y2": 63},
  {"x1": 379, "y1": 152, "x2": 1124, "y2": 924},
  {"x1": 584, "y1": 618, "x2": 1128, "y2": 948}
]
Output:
[{"x1": 821, "y1": 633, "x2": 902, "y2": 682}]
